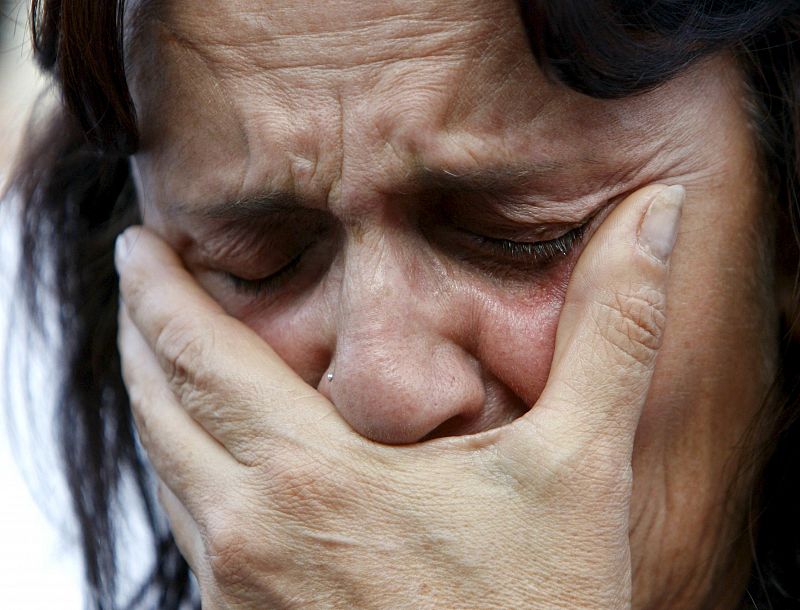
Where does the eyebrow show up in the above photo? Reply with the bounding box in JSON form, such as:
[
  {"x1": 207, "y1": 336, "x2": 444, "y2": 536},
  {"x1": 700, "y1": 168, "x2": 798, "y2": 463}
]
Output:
[
  {"x1": 167, "y1": 159, "x2": 582, "y2": 221},
  {"x1": 167, "y1": 191, "x2": 304, "y2": 221}
]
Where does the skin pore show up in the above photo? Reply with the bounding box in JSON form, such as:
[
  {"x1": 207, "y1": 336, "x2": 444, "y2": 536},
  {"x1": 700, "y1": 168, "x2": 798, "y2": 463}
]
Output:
[{"x1": 126, "y1": 0, "x2": 780, "y2": 606}]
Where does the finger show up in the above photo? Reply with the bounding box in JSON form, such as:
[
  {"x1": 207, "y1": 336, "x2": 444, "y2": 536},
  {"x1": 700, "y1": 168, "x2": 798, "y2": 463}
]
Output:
[
  {"x1": 119, "y1": 303, "x2": 238, "y2": 510},
  {"x1": 523, "y1": 184, "x2": 685, "y2": 458},
  {"x1": 156, "y1": 476, "x2": 204, "y2": 572},
  {"x1": 115, "y1": 227, "x2": 351, "y2": 464}
]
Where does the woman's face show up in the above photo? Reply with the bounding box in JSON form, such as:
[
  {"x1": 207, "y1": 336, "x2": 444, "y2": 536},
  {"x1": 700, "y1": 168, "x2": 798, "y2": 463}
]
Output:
[{"x1": 128, "y1": 0, "x2": 780, "y2": 605}]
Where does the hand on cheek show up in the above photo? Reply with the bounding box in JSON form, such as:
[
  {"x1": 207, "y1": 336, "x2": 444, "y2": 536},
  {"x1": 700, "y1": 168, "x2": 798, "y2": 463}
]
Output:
[{"x1": 115, "y1": 183, "x2": 684, "y2": 608}]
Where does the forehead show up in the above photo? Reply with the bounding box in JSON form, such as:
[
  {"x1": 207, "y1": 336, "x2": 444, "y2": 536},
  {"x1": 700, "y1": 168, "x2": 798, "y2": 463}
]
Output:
[
  {"x1": 127, "y1": 0, "x2": 542, "y2": 138},
  {"x1": 127, "y1": 0, "x2": 517, "y2": 74},
  {"x1": 139, "y1": 0, "x2": 510, "y2": 64},
  {"x1": 126, "y1": 0, "x2": 527, "y2": 112},
  {"x1": 125, "y1": 0, "x2": 729, "y2": 209}
]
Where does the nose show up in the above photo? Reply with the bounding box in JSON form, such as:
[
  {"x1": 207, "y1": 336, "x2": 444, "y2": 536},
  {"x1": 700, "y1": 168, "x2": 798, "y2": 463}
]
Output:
[{"x1": 326, "y1": 243, "x2": 486, "y2": 445}]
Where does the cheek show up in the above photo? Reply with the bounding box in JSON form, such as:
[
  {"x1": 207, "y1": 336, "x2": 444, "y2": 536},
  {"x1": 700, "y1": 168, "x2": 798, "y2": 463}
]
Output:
[
  {"x1": 470, "y1": 286, "x2": 565, "y2": 407},
  {"x1": 237, "y1": 285, "x2": 338, "y2": 387}
]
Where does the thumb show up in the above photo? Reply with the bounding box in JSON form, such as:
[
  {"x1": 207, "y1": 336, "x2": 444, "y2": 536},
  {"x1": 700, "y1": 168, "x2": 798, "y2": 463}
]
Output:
[{"x1": 527, "y1": 184, "x2": 685, "y2": 459}]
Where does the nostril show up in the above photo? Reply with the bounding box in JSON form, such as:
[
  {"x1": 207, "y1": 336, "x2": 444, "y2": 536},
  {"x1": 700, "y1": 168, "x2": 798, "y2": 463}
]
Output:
[
  {"x1": 420, "y1": 412, "x2": 482, "y2": 442},
  {"x1": 420, "y1": 387, "x2": 529, "y2": 442}
]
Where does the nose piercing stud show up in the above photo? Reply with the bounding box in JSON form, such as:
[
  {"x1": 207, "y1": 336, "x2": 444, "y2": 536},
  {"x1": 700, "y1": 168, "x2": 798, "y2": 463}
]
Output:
[{"x1": 327, "y1": 372, "x2": 334, "y2": 382}]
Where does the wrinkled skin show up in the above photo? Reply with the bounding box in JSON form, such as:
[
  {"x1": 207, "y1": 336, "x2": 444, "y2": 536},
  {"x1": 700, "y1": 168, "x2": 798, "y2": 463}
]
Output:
[{"x1": 121, "y1": 0, "x2": 781, "y2": 607}]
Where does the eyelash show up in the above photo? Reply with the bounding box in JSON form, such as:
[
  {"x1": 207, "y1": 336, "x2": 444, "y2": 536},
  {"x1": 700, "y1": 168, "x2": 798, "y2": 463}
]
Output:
[
  {"x1": 224, "y1": 223, "x2": 588, "y2": 297},
  {"x1": 463, "y1": 225, "x2": 587, "y2": 266},
  {"x1": 225, "y1": 251, "x2": 305, "y2": 296}
]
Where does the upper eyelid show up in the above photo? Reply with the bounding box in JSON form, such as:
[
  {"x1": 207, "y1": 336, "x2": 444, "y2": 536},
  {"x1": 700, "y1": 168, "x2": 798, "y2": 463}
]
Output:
[
  {"x1": 188, "y1": 214, "x2": 331, "y2": 262},
  {"x1": 457, "y1": 222, "x2": 580, "y2": 243},
  {"x1": 439, "y1": 190, "x2": 609, "y2": 224},
  {"x1": 434, "y1": 197, "x2": 606, "y2": 242}
]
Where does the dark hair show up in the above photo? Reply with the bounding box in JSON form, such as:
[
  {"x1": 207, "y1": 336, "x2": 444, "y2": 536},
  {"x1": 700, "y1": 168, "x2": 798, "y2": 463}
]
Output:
[{"x1": 8, "y1": 0, "x2": 800, "y2": 607}]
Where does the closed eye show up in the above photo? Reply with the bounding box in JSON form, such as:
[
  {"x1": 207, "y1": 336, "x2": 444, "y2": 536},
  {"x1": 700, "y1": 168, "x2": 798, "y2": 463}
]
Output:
[
  {"x1": 224, "y1": 249, "x2": 307, "y2": 296},
  {"x1": 463, "y1": 224, "x2": 587, "y2": 265}
]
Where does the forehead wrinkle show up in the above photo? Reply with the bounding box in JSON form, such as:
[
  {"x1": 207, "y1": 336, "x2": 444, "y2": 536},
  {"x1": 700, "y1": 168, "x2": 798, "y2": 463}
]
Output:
[
  {"x1": 129, "y1": 1, "x2": 501, "y2": 76},
  {"x1": 129, "y1": 16, "x2": 255, "y2": 188}
]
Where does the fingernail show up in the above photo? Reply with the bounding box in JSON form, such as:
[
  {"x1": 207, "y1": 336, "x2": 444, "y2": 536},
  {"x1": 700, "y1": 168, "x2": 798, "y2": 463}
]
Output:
[
  {"x1": 638, "y1": 185, "x2": 685, "y2": 263},
  {"x1": 114, "y1": 227, "x2": 138, "y2": 271}
]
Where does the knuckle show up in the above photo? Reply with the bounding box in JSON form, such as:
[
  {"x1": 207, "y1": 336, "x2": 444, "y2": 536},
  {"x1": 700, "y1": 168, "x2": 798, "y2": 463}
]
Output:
[
  {"x1": 204, "y1": 489, "x2": 282, "y2": 589},
  {"x1": 206, "y1": 522, "x2": 259, "y2": 589},
  {"x1": 155, "y1": 315, "x2": 214, "y2": 399},
  {"x1": 593, "y1": 285, "x2": 666, "y2": 367}
]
